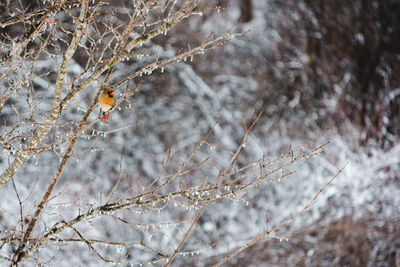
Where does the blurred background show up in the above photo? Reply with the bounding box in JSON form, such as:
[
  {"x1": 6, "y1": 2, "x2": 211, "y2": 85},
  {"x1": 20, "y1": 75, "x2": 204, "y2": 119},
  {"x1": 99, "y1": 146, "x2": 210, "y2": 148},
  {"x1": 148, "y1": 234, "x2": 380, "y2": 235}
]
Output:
[
  {"x1": 204, "y1": 1, "x2": 400, "y2": 265},
  {"x1": 1, "y1": 0, "x2": 400, "y2": 266}
]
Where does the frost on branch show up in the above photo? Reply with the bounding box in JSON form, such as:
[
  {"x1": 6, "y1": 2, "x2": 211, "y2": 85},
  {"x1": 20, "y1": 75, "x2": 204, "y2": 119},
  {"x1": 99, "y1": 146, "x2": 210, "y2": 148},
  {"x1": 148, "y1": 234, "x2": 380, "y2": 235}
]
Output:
[{"x1": 0, "y1": 1, "x2": 344, "y2": 266}]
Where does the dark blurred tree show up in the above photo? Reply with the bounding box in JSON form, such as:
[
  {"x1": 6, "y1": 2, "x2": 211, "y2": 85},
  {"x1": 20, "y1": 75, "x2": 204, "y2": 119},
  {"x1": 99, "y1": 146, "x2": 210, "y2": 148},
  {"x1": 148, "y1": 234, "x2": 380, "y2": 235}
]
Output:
[
  {"x1": 272, "y1": 0, "x2": 400, "y2": 148},
  {"x1": 239, "y1": 0, "x2": 252, "y2": 22}
]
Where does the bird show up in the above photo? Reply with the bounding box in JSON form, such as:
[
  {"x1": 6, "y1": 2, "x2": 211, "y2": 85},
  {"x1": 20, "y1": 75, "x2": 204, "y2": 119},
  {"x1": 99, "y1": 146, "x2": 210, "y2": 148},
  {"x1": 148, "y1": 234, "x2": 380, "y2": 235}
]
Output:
[{"x1": 99, "y1": 88, "x2": 116, "y2": 123}]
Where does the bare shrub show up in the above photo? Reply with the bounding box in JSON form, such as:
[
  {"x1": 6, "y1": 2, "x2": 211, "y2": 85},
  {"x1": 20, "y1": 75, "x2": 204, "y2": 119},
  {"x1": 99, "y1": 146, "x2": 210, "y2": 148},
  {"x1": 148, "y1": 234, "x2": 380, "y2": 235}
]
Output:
[{"x1": 0, "y1": 1, "x2": 340, "y2": 265}]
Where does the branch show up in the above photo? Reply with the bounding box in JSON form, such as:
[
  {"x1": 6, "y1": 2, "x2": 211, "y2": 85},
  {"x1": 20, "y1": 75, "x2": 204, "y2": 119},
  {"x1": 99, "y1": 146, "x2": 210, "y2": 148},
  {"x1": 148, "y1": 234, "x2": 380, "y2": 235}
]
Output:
[
  {"x1": 212, "y1": 165, "x2": 346, "y2": 266},
  {"x1": 0, "y1": 0, "x2": 89, "y2": 189}
]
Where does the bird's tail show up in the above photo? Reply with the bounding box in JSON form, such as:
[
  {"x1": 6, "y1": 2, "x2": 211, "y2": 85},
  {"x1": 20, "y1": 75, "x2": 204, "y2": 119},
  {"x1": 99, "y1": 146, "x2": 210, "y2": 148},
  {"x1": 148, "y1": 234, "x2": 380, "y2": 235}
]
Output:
[{"x1": 100, "y1": 111, "x2": 110, "y2": 123}]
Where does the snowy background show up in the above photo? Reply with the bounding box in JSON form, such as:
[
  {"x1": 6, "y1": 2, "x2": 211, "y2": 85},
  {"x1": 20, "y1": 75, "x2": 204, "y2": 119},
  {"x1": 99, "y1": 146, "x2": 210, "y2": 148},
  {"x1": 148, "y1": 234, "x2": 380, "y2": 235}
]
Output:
[{"x1": 1, "y1": 0, "x2": 399, "y2": 266}]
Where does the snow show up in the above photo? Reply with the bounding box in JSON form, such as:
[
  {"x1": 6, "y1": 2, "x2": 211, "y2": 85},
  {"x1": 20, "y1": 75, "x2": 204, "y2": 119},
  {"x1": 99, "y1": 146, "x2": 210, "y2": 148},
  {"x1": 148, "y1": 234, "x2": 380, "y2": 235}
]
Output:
[{"x1": 0, "y1": 0, "x2": 399, "y2": 266}]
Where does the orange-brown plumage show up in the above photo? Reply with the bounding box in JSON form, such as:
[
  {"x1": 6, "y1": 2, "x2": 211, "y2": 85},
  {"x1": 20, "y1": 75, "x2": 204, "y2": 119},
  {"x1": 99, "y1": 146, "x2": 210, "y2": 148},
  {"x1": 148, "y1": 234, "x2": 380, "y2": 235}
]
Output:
[{"x1": 99, "y1": 88, "x2": 116, "y2": 123}]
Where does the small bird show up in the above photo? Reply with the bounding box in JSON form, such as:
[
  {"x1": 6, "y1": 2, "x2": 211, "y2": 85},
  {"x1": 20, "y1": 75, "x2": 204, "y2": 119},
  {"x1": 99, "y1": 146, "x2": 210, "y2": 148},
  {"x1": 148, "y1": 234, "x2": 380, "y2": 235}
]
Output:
[{"x1": 99, "y1": 88, "x2": 116, "y2": 123}]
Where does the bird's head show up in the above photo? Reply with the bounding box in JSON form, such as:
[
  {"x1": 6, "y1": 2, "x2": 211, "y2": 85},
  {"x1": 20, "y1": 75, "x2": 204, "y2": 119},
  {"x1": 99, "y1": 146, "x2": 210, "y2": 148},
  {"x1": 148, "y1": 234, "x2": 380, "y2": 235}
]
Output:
[{"x1": 105, "y1": 88, "x2": 114, "y2": 97}]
